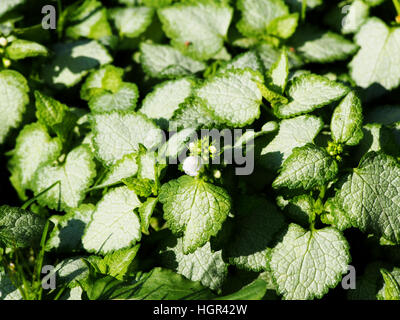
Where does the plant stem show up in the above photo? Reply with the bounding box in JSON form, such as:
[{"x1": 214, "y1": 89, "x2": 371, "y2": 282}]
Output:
[
  {"x1": 319, "y1": 185, "x2": 327, "y2": 200},
  {"x1": 21, "y1": 180, "x2": 60, "y2": 210},
  {"x1": 56, "y1": 0, "x2": 63, "y2": 40},
  {"x1": 393, "y1": 0, "x2": 400, "y2": 16},
  {"x1": 301, "y1": 0, "x2": 307, "y2": 22},
  {"x1": 53, "y1": 286, "x2": 67, "y2": 300},
  {"x1": 34, "y1": 220, "x2": 50, "y2": 300},
  {"x1": 14, "y1": 250, "x2": 32, "y2": 299}
]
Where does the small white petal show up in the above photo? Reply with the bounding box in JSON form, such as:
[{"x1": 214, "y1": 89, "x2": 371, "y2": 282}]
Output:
[{"x1": 183, "y1": 156, "x2": 203, "y2": 177}]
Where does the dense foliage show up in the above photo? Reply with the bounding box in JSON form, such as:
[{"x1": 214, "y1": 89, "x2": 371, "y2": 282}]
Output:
[{"x1": 1, "y1": 0, "x2": 400, "y2": 300}]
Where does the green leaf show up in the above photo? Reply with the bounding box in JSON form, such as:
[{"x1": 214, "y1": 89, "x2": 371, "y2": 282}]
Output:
[
  {"x1": 8, "y1": 123, "x2": 62, "y2": 200},
  {"x1": 0, "y1": 205, "x2": 46, "y2": 248},
  {"x1": 0, "y1": 0, "x2": 24, "y2": 18},
  {"x1": 157, "y1": 128, "x2": 196, "y2": 163},
  {"x1": 91, "y1": 111, "x2": 163, "y2": 166},
  {"x1": 159, "y1": 175, "x2": 231, "y2": 254},
  {"x1": 0, "y1": 268, "x2": 22, "y2": 300},
  {"x1": 171, "y1": 97, "x2": 218, "y2": 130},
  {"x1": 89, "y1": 82, "x2": 139, "y2": 113},
  {"x1": 380, "y1": 268, "x2": 400, "y2": 300},
  {"x1": 261, "y1": 121, "x2": 279, "y2": 133},
  {"x1": 275, "y1": 73, "x2": 349, "y2": 118},
  {"x1": 0, "y1": 70, "x2": 29, "y2": 144},
  {"x1": 160, "y1": 237, "x2": 227, "y2": 291},
  {"x1": 34, "y1": 91, "x2": 78, "y2": 143},
  {"x1": 5, "y1": 39, "x2": 48, "y2": 60},
  {"x1": 258, "y1": 82, "x2": 288, "y2": 107},
  {"x1": 195, "y1": 69, "x2": 263, "y2": 127},
  {"x1": 89, "y1": 245, "x2": 140, "y2": 280},
  {"x1": 139, "y1": 197, "x2": 158, "y2": 233},
  {"x1": 139, "y1": 43, "x2": 206, "y2": 79},
  {"x1": 35, "y1": 91, "x2": 67, "y2": 128},
  {"x1": 137, "y1": 147, "x2": 158, "y2": 181},
  {"x1": 321, "y1": 197, "x2": 352, "y2": 232},
  {"x1": 279, "y1": 194, "x2": 315, "y2": 227},
  {"x1": 227, "y1": 126, "x2": 273, "y2": 152},
  {"x1": 331, "y1": 91, "x2": 364, "y2": 146},
  {"x1": 78, "y1": 274, "x2": 123, "y2": 300},
  {"x1": 65, "y1": 0, "x2": 112, "y2": 40},
  {"x1": 267, "y1": 13, "x2": 299, "y2": 39},
  {"x1": 341, "y1": 0, "x2": 370, "y2": 35},
  {"x1": 46, "y1": 204, "x2": 95, "y2": 252},
  {"x1": 42, "y1": 40, "x2": 112, "y2": 89},
  {"x1": 218, "y1": 51, "x2": 264, "y2": 74},
  {"x1": 268, "y1": 224, "x2": 350, "y2": 300},
  {"x1": 272, "y1": 144, "x2": 338, "y2": 192},
  {"x1": 131, "y1": 267, "x2": 214, "y2": 300},
  {"x1": 83, "y1": 268, "x2": 208, "y2": 300},
  {"x1": 267, "y1": 49, "x2": 289, "y2": 94},
  {"x1": 83, "y1": 266, "x2": 211, "y2": 300},
  {"x1": 80, "y1": 65, "x2": 124, "y2": 101},
  {"x1": 122, "y1": 175, "x2": 152, "y2": 196},
  {"x1": 226, "y1": 196, "x2": 285, "y2": 272},
  {"x1": 142, "y1": 0, "x2": 172, "y2": 7},
  {"x1": 349, "y1": 18, "x2": 400, "y2": 90},
  {"x1": 290, "y1": 26, "x2": 358, "y2": 63},
  {"x1": 334, "y1": 152, "x2": 400, "y2": 244},
  {"x1": 158, "y1": 0, "x2": 233, "y2": 60},
  {"x1": 255, "y1": 42, "x2": 303, "y2": 70},
  {"x1": 51, "y1": 257, "x2": 89, "y2": 288},
  {"x1": 109, "y1": 7, "x2": 154, "y2": 38},
  {"x1": 140, "y1": 78, "x2": 194, "y2": 129},
  {"x1": 354, "y1": 124, "x2": 400, "y2": 161},
  {"x1": 32, "y1": 145, "x2": 96, "y2": 211},
  {"x1": 124, "y1": 177, "x2": 156, "y2": 198},
  {"x1": 237, "y1": 0, "x2": 289, "y2": 37},
  {"x1": 209, "y1": 45, "x2": 232, "y2": 61},
  {"x1": 214, "y1": 279, "x2": 268, "y2": 300},
  {"x1": 378, "y1": 267, "x2": 400, "y2": 300},
  {"x1": 93, "y1": 153, "x2": 138, "y2": 190},
  {"x1": 60, "y1": 287, "x2": 83, "y2": 300},
  {"x1": 232, "y1": 37, "x2": 259, "y2": 49},
  {"x1": 260, "y1": 115, "x2": 324, "y2": 170},
  {"x1": 82, "y1": 186, "x2": 141, "y2": 254}
]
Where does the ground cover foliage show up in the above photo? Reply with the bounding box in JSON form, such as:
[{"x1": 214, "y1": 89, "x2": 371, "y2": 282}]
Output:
[{"x1": 0, "y1": 0, "x2": 400, "y2": 300}]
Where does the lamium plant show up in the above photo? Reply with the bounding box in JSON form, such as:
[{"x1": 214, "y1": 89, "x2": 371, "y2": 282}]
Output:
[{"x1": 0, "y1": 0, "x2": 399, "y2": 301}]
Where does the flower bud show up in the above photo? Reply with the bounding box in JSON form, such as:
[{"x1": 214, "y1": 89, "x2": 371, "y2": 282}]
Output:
[{"x1": 2, "y1": 58, "x2": 11, "y2": 68}]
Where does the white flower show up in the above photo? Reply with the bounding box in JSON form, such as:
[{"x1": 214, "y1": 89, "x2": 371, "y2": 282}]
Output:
[
  {"x1": 183, "y1": 156, "x2": 203, "y2": 177},
  {"x1": 0, "y1": 37, "x2": 7, "y2": 47}
]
